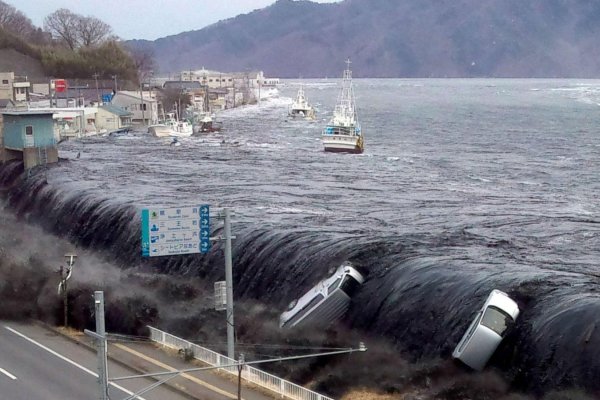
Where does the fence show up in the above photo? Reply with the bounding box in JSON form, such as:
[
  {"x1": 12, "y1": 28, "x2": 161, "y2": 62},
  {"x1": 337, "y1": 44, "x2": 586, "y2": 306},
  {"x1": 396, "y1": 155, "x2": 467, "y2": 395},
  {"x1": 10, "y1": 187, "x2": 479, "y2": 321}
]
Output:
[{"x1": 147, "y1": 326, "x2": 333, "y2": 400}]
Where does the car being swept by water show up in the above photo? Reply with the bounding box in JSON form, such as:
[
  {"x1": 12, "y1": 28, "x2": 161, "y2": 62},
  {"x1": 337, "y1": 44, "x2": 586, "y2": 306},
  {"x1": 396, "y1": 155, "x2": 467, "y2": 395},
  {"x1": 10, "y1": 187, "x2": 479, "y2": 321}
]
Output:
[
  {"x1": 279, "y1": 262, "x2": 365, "y2": 329},
  {"x1": 452, "y1": 289, "x2": 520, "y2": 371}
]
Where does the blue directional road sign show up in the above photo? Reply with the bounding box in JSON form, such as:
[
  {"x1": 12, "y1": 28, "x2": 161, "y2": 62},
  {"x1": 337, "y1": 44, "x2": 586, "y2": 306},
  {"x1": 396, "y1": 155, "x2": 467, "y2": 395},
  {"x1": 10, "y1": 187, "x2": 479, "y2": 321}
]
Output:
[
  {"x1": 200, "y1": 205, "x2": 211, "y2": 254},
  {"x1": 141, "y1": 205, "x2": 210, "y2": 257}
]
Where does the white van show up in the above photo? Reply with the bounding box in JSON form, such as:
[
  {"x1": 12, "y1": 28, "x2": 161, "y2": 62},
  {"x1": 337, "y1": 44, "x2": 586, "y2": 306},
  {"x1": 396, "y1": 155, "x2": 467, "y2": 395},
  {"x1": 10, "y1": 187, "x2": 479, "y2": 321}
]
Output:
[
  {"x1": 279, "y1": 262, "x2": 365, "y2": 329},
  {"x1": 452, "y1": 289, "x2": 520, "y2": 371}
]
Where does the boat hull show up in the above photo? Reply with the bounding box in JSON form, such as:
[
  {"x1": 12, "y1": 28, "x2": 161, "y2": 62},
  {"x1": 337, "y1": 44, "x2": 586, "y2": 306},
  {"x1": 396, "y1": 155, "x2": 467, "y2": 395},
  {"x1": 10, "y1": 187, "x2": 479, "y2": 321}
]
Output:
[
  {"x1": 148, "y1": 124, "x2": 193, "y2": 138},
  {"x1": 322, "y1": 134, "x2": 364, "y2": 154},
  {"x1": 148, "y1": 125, "x2": 172, "y2": 137}
]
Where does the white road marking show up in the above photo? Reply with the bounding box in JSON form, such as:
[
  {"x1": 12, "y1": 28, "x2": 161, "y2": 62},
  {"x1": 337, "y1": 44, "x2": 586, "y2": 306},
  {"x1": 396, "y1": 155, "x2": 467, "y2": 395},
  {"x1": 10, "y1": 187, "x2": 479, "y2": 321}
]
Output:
[
  {"x1": 4, "y1": 326, "x2": 146, "y2": 399},
  {"x1": 0, "y1": 367, "x2": 17, "y2": 380}
]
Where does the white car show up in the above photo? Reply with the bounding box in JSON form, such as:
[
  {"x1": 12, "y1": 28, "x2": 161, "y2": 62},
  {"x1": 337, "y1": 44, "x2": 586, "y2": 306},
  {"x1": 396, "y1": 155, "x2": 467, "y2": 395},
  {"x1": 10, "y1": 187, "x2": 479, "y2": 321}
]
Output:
[
  {"x1": 279, "y1": 262, "x2": 365, "y2": 329},
  {"x1": 452, "y1": 289, "x2": 520, "y2": 371}
]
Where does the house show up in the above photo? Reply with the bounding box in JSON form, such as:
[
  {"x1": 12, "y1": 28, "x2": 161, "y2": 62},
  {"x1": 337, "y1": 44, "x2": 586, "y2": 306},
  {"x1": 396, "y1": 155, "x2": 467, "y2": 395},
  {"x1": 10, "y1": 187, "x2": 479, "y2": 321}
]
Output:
[
  {"x1": 111, "y1": 91, "x2": 158, "y2": 124},
  {"x1": 0, "y1": 72, "x2": 31, "y2": 102},
  {"x1": 96, "y1": 104, "x2": 132, "y2": 134},
  {"x1": 0, "y1": 110, "x2": 58, "y2": 169}
]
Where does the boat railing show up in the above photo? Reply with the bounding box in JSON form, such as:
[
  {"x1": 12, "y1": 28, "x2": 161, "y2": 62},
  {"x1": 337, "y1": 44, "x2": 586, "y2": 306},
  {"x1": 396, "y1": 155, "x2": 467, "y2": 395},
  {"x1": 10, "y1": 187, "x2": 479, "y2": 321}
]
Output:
[{"x1": 323, "y1": 125, "x2": 355, "y2": 136}]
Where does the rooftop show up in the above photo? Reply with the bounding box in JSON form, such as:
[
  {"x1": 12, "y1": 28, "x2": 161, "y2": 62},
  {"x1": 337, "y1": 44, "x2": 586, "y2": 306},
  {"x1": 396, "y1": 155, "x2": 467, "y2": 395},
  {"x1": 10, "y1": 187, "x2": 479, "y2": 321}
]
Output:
[{"x1": 101, "y1": 103, "x2": 132, "y2": 117}]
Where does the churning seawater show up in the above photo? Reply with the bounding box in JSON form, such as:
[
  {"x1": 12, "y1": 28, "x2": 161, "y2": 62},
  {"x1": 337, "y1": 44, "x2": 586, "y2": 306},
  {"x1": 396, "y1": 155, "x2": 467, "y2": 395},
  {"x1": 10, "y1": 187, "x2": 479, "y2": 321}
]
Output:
[{"x1": 1, "y1": 79, "x2": 600, "y2": 393}]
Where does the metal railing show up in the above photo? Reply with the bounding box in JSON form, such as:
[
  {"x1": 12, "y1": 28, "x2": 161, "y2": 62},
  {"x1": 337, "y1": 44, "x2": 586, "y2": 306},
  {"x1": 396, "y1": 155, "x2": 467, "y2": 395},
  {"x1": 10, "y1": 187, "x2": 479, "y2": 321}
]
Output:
[{"x1": 148, "y1": 326, "x2": 333, "y2": 400}]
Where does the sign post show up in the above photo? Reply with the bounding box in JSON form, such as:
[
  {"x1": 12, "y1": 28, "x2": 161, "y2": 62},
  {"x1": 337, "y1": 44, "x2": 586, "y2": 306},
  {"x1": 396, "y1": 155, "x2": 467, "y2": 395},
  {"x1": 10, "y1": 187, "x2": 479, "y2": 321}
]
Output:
[{"x1": 140, "y1": 205, "x2": 236, "y2": 359}]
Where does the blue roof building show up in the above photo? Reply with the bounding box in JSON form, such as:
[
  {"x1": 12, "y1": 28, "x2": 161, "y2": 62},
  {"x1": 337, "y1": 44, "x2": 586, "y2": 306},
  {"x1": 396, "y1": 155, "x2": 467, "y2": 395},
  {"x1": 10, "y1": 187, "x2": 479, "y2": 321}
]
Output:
[{"x1": 0, "y1": 110, "x2": 58, "y2": 169}]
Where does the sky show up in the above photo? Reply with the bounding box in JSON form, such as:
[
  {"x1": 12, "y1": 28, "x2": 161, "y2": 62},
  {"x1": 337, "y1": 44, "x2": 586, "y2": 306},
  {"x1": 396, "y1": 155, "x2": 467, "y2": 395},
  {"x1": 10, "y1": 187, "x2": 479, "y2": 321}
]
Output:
[{"x1": 6, "y1": 0, "x2": 341, "y2": 41}]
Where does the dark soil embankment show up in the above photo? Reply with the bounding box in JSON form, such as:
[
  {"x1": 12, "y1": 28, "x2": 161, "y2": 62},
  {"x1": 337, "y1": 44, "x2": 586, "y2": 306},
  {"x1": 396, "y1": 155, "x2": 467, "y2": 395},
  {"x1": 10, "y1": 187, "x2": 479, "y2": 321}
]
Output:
[{"x1": 0, "y1": 48, "x2": 45, "y2": 79}]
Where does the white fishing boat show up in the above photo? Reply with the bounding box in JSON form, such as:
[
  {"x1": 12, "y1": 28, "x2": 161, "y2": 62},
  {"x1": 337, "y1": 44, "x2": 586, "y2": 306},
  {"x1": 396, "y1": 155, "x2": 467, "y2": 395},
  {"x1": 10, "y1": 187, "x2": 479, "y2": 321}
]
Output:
[
  {"x1": 321, "y1": 59, "x2": 364, "y2": 154},
  {"x1": 148, "y1": 112, "x2": 193, "y2": 138},
  {"x1": 288, "y1": 85, "x2": 315, "y2": 120}
]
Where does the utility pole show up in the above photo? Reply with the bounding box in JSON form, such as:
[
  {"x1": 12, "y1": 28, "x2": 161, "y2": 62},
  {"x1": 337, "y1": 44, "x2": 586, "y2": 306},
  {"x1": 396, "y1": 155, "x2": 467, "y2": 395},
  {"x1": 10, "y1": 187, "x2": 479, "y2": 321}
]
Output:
[
  {"x1": 111, "y1": 75, "x2": 118, "y2": 92},
  {"x1": 58, "y1": 253, "x2": 77, "y2": 327},
  {"x1": 140, "y1": 85, "x2": 146, "y2": 125},
  {"x1": 93, "y1": 73, "x2": 100, "y2": 105},
  {"x1": 59, "y1": 265, "x2": 68, "y2": 327},
  {"x1": 224, "y1": 208, "x2": 235, "y2": 359},
  {"x1": 237, "y1": 353, "x2": 244, "y2": 400},
  {"x1": 88, "y1": 291, "x2": 109, "y2": 400}
]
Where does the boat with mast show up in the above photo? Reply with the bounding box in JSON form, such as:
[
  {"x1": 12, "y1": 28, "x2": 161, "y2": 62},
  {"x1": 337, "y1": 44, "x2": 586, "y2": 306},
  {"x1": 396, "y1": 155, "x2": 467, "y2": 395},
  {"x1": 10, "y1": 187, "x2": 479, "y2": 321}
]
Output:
[
  {"x1": 193, "y1": 86, "x2": 222, "y2": 134},
  {"x1": 148, "y1": 105, "x2": 193, "y2": 138},
  {"x1": 321, "y1": 59, "x2": 363, "y2": 154},
  {"x1": 288, "y1": 85, "x2": 315, "y2": 120}
]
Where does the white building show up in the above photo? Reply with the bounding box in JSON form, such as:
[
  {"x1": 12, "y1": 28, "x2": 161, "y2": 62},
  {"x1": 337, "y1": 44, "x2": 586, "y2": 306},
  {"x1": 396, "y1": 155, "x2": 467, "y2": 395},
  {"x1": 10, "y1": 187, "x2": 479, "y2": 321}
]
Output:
[
  {"x1": 111, "y1": 91, "x2": 158, "y2": 124},
  {"x1": 0, "y1": 72, "x2": 31, "y2": 102},
  {"x1": 96, "y1": 104, "x2": 132, "y2": 134},
  {"x1": 180, "y1": 68, "x2": 279, "y2": 89}
]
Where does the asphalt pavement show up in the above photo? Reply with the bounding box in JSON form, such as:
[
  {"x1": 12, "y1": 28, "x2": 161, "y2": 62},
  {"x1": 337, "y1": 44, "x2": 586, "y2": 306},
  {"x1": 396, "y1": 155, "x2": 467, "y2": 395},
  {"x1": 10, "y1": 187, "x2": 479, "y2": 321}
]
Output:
[{"x1": 0, "y1": 321, "x2": 276, "y2": 400}]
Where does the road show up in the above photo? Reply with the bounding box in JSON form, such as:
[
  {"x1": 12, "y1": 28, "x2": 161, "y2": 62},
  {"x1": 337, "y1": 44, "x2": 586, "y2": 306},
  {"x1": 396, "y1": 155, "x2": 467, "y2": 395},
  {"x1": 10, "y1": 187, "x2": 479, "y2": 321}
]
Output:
[{"x1": 0, "y1": 322, "x2": 193, "y2": 400}]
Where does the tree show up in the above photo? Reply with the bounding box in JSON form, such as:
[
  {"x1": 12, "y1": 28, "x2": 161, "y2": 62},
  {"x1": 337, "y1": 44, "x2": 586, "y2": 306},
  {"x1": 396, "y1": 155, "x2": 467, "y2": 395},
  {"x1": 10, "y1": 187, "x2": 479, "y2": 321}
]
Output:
[
  {"x1": 160, "y1": 88, "x2": 191, "y2": 113},
  {"x1": 77, "y1": 16, "x2": 112, "y2": 47},
  {"x1": 44, "y1": 9, "x2": 79, "y2": 50},
  {"x1": 0, "y1": 1, "x2": 35, "y2": 38},
  {"x1": 127, "y1": 46, "x2": 156, "y2": 84},
  {"x1": 44, "y1": 9, "x2": 112, "y2": 50}
]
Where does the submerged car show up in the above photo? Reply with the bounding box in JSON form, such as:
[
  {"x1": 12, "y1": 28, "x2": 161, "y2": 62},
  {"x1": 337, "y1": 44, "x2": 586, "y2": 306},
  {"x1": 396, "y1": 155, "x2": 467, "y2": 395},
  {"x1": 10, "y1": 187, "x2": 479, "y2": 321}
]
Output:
[
  {"x1": 452, "y1": 289, "x2": 520, "y2": 371},
  {"x1": 279, "y1": 262, "x2": 365, "y2": 329}
]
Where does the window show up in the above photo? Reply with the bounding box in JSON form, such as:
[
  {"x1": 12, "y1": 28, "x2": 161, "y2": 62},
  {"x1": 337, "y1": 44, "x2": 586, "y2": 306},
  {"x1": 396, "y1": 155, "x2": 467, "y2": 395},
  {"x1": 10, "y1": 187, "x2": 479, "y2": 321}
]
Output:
[
  {"x1": 141, "y1": 103, "x2": 147, "y2": 111},
  {"x1": 339, "y1": 275, "x2": 361, "y2": 297},
  {"x1": 481, "y1": 306, "x2": 513, "y2": 337},
  {"x1": 2, "y1": 79, "x2": 8, "y2": 84},
  {"x1": 25, "y1": 126, "x2": 33, "y2": 135},
  {"x1": 327, "y1": 278, "x2": 342, "y2": 295}
]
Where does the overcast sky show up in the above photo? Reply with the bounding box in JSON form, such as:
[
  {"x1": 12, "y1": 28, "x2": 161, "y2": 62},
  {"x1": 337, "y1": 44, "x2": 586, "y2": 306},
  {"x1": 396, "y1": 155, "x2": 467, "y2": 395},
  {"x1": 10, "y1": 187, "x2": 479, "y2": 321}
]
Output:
[{"x1": 6, "y1": 0, "x2": 341, "y2": 41}]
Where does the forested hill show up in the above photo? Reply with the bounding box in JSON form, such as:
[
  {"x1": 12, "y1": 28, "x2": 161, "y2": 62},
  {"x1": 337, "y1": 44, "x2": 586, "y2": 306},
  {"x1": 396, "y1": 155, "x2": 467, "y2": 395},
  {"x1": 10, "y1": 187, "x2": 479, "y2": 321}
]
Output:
[{"x1": 127, "y1": 0, "x2": 600, "y2": 78}]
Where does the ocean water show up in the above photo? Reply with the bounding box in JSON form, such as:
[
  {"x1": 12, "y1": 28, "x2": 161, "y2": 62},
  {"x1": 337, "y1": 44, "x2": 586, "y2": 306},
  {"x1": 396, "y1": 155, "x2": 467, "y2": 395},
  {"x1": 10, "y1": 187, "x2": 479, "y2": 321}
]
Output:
[{"x1": 1, "y1": 79, "x2": 600, "y2": 393}]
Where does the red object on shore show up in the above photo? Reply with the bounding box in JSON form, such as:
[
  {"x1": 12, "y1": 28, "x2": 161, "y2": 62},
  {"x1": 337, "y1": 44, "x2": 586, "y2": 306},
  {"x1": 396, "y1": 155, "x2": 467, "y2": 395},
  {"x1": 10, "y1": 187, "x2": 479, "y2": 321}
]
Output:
[{"x1": 54, "y1": 79, "x2": 67, "y2": 93}]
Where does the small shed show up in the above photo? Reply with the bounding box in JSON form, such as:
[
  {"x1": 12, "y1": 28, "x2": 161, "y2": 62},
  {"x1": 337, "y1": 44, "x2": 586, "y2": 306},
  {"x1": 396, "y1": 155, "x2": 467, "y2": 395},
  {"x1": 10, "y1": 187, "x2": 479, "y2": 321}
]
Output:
[
  {"x1": 96, "y1": 104, "x2": 132, "y2": 133},
  {"x1": 0, "y1": 110, "x2": 58, "y2": 168}
]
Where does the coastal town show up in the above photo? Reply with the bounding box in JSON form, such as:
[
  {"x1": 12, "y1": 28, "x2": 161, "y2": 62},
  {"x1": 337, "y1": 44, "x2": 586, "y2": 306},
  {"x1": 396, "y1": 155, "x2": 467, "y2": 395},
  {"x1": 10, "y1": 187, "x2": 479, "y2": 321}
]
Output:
[{"x1": 0, "y1": 68, "x2": 280, "y2": 169}]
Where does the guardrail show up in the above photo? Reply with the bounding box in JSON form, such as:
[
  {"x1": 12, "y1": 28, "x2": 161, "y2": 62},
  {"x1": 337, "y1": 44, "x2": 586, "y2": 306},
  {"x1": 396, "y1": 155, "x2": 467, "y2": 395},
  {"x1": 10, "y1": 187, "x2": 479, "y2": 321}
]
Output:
[{"x1": 148, "y1": 326, "x2": 333, "y2": 400}]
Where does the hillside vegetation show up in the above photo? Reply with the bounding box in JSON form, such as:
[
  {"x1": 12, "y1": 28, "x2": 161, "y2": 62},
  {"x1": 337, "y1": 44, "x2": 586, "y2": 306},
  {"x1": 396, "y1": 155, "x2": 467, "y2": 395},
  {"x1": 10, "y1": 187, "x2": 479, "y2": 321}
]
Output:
[{"x1": 0, "y1": 2, "x2": 140, "y2": 82}]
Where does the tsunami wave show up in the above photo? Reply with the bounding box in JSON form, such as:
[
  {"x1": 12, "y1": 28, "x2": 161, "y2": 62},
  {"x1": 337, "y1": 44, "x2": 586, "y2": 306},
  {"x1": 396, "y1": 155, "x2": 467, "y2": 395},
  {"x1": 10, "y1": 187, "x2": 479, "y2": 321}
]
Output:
[{"x1": 1, "y1": 160, "x2": 599, "y2": 395}]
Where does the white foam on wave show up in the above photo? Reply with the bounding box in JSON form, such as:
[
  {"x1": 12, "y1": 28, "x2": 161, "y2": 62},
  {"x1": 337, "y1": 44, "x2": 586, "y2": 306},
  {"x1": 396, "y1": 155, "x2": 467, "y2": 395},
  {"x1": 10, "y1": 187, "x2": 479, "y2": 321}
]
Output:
[{"x1": 256, "y1": 205, "x2": 331, "y2": 215}]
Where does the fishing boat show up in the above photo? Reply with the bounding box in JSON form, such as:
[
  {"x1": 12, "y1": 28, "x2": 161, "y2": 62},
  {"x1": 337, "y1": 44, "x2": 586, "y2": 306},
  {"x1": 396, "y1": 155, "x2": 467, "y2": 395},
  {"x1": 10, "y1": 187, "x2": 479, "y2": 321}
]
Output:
[
  {"x1": 194, "y1": 112, "x2": 222, "y2": 133},
  {"x1": 192, "y1": 88, "x2": 222, "y2": 134},
  {"x1": 321, "y1": 59, "x2": 364, "y2": 154},
  {"x1": 148, "y1": 112, "x2": 193, "y2": 138},
  {"x1": 288, "y1": 85, "x2": 315, "y2": 120}
]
